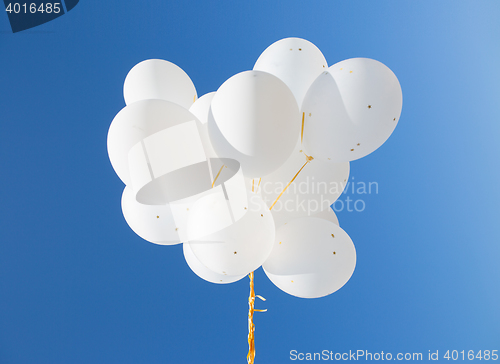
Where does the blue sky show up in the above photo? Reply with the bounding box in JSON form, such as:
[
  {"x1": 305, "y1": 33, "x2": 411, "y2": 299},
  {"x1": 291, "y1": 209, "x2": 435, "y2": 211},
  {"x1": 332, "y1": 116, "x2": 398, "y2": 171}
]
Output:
[{"x1": 1, "y1": 1, "x2": 499, "y2": 363}]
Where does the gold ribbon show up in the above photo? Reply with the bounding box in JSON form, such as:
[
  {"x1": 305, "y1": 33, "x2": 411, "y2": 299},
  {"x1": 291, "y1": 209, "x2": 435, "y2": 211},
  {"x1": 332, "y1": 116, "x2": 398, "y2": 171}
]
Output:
[
  {"x1": 247, "y1": 272, "x2": 266, "y2": 364},
  {"x1": 300, "y1": 112, "x2": 305, "y2": 144},
  {"x1": 252, "y1": 178, "x2": 262, "y2": 193},
  {"x1": 247, "y1": 132, "x2": 314, "y2": 363},
  {"x1": 269, "y1": 155, "x2": 313, "y2": 211},
  {"x1": 211, "y1": 164, "x2": 225, "y2": 188}
]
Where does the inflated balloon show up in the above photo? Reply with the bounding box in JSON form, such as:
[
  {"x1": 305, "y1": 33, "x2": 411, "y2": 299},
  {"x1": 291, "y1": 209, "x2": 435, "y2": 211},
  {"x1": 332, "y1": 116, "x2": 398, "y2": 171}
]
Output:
[
  {"x1": 189, "y1": 92, "x2": 257, "y2": 193},
  {"x1": 168, "y1": 160, "x2": 249, "y2": 242},
  {"x1": 260, "y1": 141, "x2": 349, "y2": 228},
  {"x1": 183, "y1": 243, "x2": 246, "y2": 284},
  {"x1": 122, "y1": 184, "x2": 207, "y2": 245},
  {"x1": 108, "y1": 98, "x2": 242, "y2": 205},
  {"x1": 189, "y1": 92, "x2": 215, "y2": 124},
  {"x1": 107, "y1": 99, "x2": 203, "y2": 186},
  {"x1": 189, "y1": 92, "x2": 281, "y2": 193},
  {"x1": 254, "y1": 37, "x2": 327, "y2": 108},
  {"x1": 122, "y1": 158, "x2": 248, "y2": 244},
  {"x1": 263, "y1": 217, "x2": 356, "y2": 298},
  {"x1": 301, "y1": 58, "x2": 402, "y2": 163},
  {"x1": 121, "y1": 186, "x2": 181, "y2": 245},
  {"x1": 187, "y1": 192, "x2": 275, "y2": 276},
  {"x1": 189, "y1": 92, "x2": 218, "y2": 159},
  {"x1": 208, "y1": 70, "x2": 301, "y2": 178},
  {"x1": 123, "y1": 59, "x2": 197, "y2": 109}
]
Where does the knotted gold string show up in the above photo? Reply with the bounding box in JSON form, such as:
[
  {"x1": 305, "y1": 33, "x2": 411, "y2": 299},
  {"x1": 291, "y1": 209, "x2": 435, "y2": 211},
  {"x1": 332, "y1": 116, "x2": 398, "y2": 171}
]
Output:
[
  {"x1": 209, "y1": 128, "x2": 314, "y2": 363},
  {"x1": 247, "y1": 272, "x2": 266, "y2": 364},
  {"x1": 247, "y1": 153, "x2": 313, "y2": 364}
]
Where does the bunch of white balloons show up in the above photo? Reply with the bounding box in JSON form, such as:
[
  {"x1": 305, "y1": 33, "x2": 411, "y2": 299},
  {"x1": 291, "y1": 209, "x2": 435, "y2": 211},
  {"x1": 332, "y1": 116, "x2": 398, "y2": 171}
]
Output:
[{"x1": 107, "y1": 38, "x2": 402, "y2": 299}]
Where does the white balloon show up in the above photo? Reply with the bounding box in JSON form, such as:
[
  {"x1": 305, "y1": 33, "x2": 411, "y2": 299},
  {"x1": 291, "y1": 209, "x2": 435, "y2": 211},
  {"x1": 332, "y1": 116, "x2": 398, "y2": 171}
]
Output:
[
  {"x1": 263, "y1": 217, "x2": 356, "y2": 298},
  {"x1": 208, "y1": 70, "x2": 301, "y2": 178},
  {"x1": 171, "y1": 161, "x2": 249, "y2": 242},
  {"x1": 123, "y1": 59, "x2": 197, "y2": 109},
  {"x1": 126, "y1": 160, "x2": 247, "y2": 244},
  {"x1": 254, "y1": 37, "x2": 327, "y2": 108},
  {"x1": 121, "y1": 186, "x2": 181, "y2": 245},
  {"x1": 189, "y1": 92, "x2": 218, "y2": 159},
  {"x1": 183, "y1": 243, "x2": 246, "y2": 284},
  {"x1": 187, "y1": 192, "x2": 275, "y2": 276},
  {"x1": 107, "y1": 99, "x2": 202, "y2": 186},
  {"x1": 189, "y1": 92, "x2": 215, "y2": 125},
  {"x1": 301, "y1": 58, "x2": 403, "y2": 163},
  {"x1": 260, "y1": 141, "x2": 349, "y2": 228},
  {"x1": 108, "y1": 99, "x2": 243, "y2": 206}
]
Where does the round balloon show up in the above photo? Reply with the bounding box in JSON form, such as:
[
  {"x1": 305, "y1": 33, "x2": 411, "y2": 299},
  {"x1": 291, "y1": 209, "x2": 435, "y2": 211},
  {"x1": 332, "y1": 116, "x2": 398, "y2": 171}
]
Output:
[
  {"x1": 123, "y1": 59, "x2": 197, "y2": 109},
  {"x1": 254, "y1": 37, "x2": 327, "y2": 108},
  {"x1": 208, "y1": 70, "x2": 301, "y2": 178},
  {"x1": 189, "y1": 92, "x2": 218, "y2": 159},
  {"x1": 301, "y1": 58, "x2": 402, "y2": 163},
  {"x1": 187, "y1": 191, "x2": 275, "y2": 276},
  {"x1": 263, "y1": 217, "x2": 356, "y2": 298},
  {"x1": 124, "y1": 160, "x2": 247, "y2": 243},
  {"x1": 260, "y1": 141, "x2": 349, "y2": 227},
  {"x1": 183, "y1": 243, "x2": 246, "y2": 284},
  {"x1": 121, "y1": 186, "x2": 181, "y2": 245},
  {"x1": 107, "y1": 99, "x2": 204, "y2": 186}
]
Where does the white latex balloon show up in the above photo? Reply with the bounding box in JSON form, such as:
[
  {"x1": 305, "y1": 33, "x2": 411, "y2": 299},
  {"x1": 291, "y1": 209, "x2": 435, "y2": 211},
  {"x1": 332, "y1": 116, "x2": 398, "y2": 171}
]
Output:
[
  {"x1": 189, "y1": 92, "x2": 215, "y2": 125},
  {"x1": 189, "y1": 92, "x2": 218, "y2": 159},
  {"x1": 121, "y1": 186, "x2": 181, "y2": 245},
  {"x1": 183, "y1": 243, "x2": 246, "y2": 284},
  {"x1": 108, "y1": 99, "x2": 244, "y2": 206},
  {"x1": 163, "y1": 160, "x2": 248, "y2": 242},
  {"x1": 122, "y1": 184, "x2": 214, "y2": 245},
  {"x1": 208, "y1": 70, "x2": 301, "y2": 178},
  {"x1": 107, "y1": 99, "x2": 202, "y2": 186},
  {"x1": 301, "y1": 58, "x2": 402, "y2": 163},
  {"x1": 121, "y1": 159, "x2": 249, "y2": 244},
  {"x1": 260, "y1": 141, "x2": 349, "y2": 228},
  {"x1": 187, "y1": 192, "x2": 275, "y2": 276},
  {"x1": 123, "y1": 59, "x2": 197, "y2": 109},
  {"x1": 263, "y1": 217, "x2": 356, "y2": 298},
  {"x1": 254, "y1": 37, "x2": 327, "y2": 108}
]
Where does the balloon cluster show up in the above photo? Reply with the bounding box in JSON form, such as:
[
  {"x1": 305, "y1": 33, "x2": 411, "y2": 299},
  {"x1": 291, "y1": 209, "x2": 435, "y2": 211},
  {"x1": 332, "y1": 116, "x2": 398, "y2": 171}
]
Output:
[{"x1": 107, "y1": 38, "x2": 402, "y2": 299}]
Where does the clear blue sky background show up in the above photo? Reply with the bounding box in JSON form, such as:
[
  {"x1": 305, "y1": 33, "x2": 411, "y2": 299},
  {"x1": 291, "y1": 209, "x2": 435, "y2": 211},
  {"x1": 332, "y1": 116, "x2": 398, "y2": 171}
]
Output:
[{"x1": 1, "y1": 1, "x2": 499, "y2": 363}]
